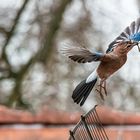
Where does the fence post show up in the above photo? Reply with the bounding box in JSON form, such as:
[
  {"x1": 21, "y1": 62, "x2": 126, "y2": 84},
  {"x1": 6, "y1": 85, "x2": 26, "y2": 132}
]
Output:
[
  {"x1": 69, "y1": 130, "x2": 76, "y2": 140},
  {"x1": 81, "y1": 115, "x2": 93, "y2": 140}
]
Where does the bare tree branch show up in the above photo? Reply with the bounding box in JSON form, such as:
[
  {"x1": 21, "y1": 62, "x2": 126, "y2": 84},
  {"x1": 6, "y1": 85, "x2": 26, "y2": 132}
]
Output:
[
  {"x1": 0, "y1": 27, "x2": 9, "y2": 36},
  {"x1": 38, "y1": 0, "x2": 72, "y2": 63},
  {"x1": 6, "y1": 0, "x2": 72, "y2": 108},
  {"x1": 2, "y1": 0, "x2": 30, "y2": 69}
]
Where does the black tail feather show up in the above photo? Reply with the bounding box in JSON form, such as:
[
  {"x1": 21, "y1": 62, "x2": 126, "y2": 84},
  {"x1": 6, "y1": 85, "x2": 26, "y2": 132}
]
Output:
[
  {"x1": 72, "y1": 78, "x2": 97, "y2": 106},
  {"x1": 74, "y1": 83, "x2": 91, "y2": 104},
  {"x1": 80, "y1": 82, "x2": 95, "y2": 106},
  {"x1": 72, "y1": 80, "x2": 86, "y2": 99},
  {"x1": 73, "y1": 83, "x2": 89, "y2": 102},
  {"x1": 74, "y1": 84, "x2": 89, "y2": 104}
]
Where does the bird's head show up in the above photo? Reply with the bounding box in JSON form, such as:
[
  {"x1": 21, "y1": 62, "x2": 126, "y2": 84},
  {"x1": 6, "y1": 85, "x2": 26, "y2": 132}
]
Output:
[{"x1": 119, "y1": 40, "x2": 139, "y2": 52}]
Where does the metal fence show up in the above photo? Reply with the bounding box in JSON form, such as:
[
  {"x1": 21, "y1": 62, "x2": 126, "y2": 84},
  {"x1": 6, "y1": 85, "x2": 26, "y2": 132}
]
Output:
[{"x1": 69, "y1": 105, "x2": 109, "y2": 140}]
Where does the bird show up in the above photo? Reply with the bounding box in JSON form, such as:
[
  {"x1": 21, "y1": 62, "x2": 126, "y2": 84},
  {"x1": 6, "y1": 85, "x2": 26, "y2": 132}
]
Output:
[{"x1": 61, "y1": 18, "x2": 140, "y2": 106}]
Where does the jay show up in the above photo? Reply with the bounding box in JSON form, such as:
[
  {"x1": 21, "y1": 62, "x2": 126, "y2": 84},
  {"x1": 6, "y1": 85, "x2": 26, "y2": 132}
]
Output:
[{"x1": 62, "y1": 18, "x2": 140, "y2": 106}]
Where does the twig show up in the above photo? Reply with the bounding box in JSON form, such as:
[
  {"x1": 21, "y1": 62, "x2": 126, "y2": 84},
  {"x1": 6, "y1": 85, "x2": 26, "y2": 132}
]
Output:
[
  {"x1": 2, "y1": 0, "x2": 30, "y2": 68},
  {"x1": 0, "y1": 27, "x2": 9, "y2": 36},
  {"x1": 38, "y1": 0, "x2": 72, "y2": 63}
]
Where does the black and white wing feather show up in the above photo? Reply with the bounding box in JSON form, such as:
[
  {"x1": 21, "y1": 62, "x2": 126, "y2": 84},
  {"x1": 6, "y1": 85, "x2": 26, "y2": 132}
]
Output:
[{"x1": 61, "y1": 46, "x2": 104, "y2": 63}]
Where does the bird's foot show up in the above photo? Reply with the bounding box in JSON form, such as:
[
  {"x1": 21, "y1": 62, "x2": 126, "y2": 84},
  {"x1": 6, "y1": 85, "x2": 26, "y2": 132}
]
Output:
[{"x1": 95, "y1": 89, "x2": 104, "y2": 100}]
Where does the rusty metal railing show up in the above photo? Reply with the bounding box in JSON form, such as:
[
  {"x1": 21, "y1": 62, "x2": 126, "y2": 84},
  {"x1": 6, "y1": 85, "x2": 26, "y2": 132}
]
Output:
[{"x1": 69, "y1": 105, "x2": 109, "y2": 140}]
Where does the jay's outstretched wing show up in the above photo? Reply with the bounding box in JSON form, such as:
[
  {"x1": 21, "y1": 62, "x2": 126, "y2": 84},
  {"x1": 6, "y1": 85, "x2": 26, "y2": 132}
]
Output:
[
  {"x1": 61, "y1": 46, "x2": 105, "y2": 63},
  {"x1": 106, "y1": 18, "x2": 140, "y2": 53}
]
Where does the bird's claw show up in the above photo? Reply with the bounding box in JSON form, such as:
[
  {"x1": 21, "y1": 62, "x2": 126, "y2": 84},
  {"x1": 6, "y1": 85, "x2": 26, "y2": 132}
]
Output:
[
  {"x1": 95, "y1": 89, "x2": 104, "y2": 100},
  {"x1": 95, "y1": 81, "x2": 107, "y2": 100}
]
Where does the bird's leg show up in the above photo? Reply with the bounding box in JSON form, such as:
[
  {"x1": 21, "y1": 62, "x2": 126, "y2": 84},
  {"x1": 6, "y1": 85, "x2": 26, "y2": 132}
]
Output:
[
  {"x1": 103, "y1": 80, "x2": 107, "y2": 96},
  {"x1": 96, "y1": 79, "x2": 107, "y2": 100},
  {"x1": 96, "y1": 80, "x2": 104, "y2": 100}
]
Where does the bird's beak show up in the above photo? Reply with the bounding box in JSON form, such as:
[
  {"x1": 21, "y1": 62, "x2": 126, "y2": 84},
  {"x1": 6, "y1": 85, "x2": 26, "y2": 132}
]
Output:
[
  {"x1": 137, "y1": 43, "x2": 140, "y2": 52},
  {"x1": 130, "y1": 40, "x2": 138, "y2": 46},
  {"x1": 130, "y1": 40, "x2": 140, "y2": 52}
]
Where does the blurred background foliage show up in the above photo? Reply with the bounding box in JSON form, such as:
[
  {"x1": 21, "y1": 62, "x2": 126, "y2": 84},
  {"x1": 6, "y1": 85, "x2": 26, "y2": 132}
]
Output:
[{"x1": 0, "y1": 0, "x2": 140, "y2": 112}]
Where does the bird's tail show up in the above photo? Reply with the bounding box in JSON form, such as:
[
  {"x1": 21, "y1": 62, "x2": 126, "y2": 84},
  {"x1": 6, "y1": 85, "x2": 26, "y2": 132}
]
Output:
[{"x1": 72, "y1": 70, "x2": 98, "y2": 106}]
